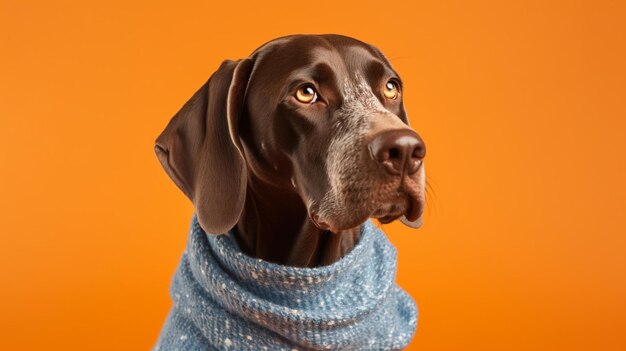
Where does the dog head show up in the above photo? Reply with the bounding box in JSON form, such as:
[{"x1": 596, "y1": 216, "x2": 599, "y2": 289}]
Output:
[{"x1": 155, "y1": 34, "x2": 426, "y2": 234}]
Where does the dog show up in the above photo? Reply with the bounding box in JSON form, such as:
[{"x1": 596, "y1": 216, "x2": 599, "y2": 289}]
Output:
[
  {"x1": 153, "y1": 34, "x2": 426, "y2": 350},
  {"x1": 155, "y1": 33, "x2": 426, "y2": 267}
]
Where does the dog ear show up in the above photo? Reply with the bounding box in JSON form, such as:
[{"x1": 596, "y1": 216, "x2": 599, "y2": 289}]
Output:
[{"x1": 155, "y1": 58, "x2": 254, "y2": 234}]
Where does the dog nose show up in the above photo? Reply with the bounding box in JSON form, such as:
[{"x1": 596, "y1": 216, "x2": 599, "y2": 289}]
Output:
[{"x1": 368, "y1": 129, "x2": 425, "y2": 175}]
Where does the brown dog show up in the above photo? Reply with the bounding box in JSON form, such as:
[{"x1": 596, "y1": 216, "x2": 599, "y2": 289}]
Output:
[{"x1": 155, "y1": 34, "x2": 426, "y2": 268}]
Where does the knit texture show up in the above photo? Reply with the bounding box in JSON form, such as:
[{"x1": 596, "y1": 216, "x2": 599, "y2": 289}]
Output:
[{"x1": 153, "y1": 214, "x2": 418, "y2": 350}]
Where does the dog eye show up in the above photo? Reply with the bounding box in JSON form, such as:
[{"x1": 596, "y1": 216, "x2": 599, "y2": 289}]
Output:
[
  {"x1": 383, "y1": 80, "x2": 400, "y2": 100},
  {"x1": 295, "y1": 85, "x2": 318, "y2": 104}
]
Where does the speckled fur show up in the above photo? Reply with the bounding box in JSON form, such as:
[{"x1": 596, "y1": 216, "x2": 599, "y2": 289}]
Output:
[{"x1": 315, "y1": 73, "x2": 421, "y2": 230}]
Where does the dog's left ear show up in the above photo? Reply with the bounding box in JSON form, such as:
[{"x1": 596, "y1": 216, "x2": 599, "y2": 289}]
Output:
[{"x1": 155, "y1": 58, "x2": 254, "y2": 234}]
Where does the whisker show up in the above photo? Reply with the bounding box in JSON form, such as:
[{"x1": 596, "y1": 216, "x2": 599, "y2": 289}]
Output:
[
  {"x1": 424, "y1": 175, "x2": 438, "y2": 218},
  {"x1": 425, "y1": 175, "x2": 438, "y2": 198}
]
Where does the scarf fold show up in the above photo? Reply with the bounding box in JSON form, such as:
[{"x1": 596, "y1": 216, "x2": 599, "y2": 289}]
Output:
[{"x1": 153, "y1": 214, "x2": 418, "y2": 351}]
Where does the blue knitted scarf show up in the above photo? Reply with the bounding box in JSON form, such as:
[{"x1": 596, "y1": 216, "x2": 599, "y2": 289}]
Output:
[{"x1": 153, "y1": 214, "x2": 418, "y2": 350}]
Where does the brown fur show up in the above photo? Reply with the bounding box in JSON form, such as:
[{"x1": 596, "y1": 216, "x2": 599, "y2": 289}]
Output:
[{"x1": 155, "y1": 34, "x2": 426, "y2": 267}]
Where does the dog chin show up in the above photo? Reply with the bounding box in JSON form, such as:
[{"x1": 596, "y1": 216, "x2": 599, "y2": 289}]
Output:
[
  {"x1": 372, "y1": 203, "x2": 408, "y2": 224},
  {"x1": 374, "y1": 197, "x2": 423, "y2": 228},
  {"x1": 310, "y1": 199, "x2": 422, "y2": 233},
  {"x1": 309, "y1": 209, "x2": 371, "y2": 233}
]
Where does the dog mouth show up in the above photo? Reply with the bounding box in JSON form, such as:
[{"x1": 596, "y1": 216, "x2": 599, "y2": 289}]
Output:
[
  {"x1": 373, "y1": 189, "x2": 422, "y2": 225},
  {"x1": 310, "y1": 177, "x2": 423, "y2": 232},
  {"x1": 376, "y1": 213, "x2": 404, "y2": 224}
]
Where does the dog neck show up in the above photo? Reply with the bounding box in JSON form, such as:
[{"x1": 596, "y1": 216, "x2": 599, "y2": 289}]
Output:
[{"x1": 233, "y1": 173, "x2": 361, "y2": 267}]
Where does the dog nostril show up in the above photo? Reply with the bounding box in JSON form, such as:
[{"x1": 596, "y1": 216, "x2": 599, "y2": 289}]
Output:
[
  {"x1": 389, "y1": 148, "x2": 400, "y2": 159},
  {"x1": 412, "y1": 143, "x2": 426, "y2": 159}
]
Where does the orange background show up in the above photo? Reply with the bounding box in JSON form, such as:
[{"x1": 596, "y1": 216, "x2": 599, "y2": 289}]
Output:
[{"x1": 1, "y1": 0, "x2": 625, "y2": 349}]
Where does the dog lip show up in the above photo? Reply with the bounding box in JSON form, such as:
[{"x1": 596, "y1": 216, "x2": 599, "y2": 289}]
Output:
[
  {"x1": 405, "y1": 195, "x2": 422, "y2": 222},
  {"x1": 371, "y1": 200, "x2": 408, "y2": 224},
  {"x1": 378, "y1": 213, "x2": 404, "y2": 224}
]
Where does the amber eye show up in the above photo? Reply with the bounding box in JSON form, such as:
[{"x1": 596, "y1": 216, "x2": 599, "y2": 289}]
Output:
[
  {"x1": 383, "y1": 80, "x2": 400, "y2": 99},
  {"x1": 295, "y1": 85, "x2": 318, "y2": 103}
]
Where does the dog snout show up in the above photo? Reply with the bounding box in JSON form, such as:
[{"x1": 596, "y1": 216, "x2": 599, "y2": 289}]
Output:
[{"x1": 368, "y1": 129, "x2": 426, "y2": 176}]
